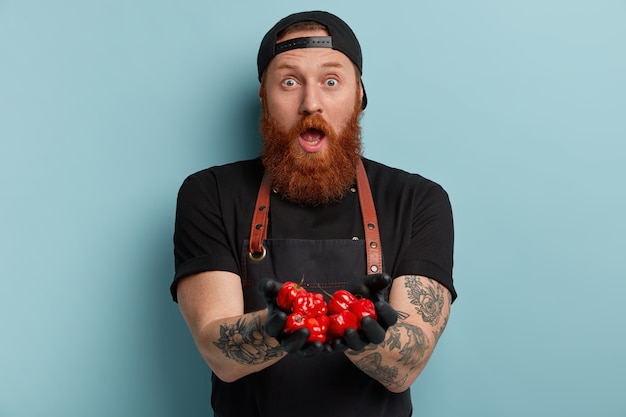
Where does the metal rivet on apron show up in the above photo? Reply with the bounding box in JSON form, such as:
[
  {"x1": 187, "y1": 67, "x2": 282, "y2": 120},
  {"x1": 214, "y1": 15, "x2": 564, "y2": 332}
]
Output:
[
  {"x1": 255, "y1": 224, "x2": 263, "y2": 230},
  {"x1": 352, "y1": 236, "x2": 359, "y2": 240},
  {"x1": 248, "y1": 245, "x2": 267, "y2": 263},
  {"x1": 370, "y1": 241, "x2": 377, "y2": 248},
  {"x1": 370, "y1": 265, "x2": 379, "y2": 273},
  {"x1": 367, "y1": 222, "x2": 375, "y2": 229},
  {"x1": 272, "y1": 188, "x2": 279, "y2": 194},
  {"x1": 350, "y1": 187, "x2": 357, "y2": 193}
]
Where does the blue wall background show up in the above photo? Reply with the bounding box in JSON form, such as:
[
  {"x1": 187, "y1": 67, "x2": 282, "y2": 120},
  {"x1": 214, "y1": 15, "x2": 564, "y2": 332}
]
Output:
[{"x1": 1, "y1": 1, "x2": 624, "y2": 416}]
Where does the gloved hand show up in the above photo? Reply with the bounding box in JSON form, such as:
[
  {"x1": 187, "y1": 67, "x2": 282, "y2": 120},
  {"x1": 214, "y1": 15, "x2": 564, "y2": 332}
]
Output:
[
  {"x1": 342, "y1": 273, "x2": 399, "y2": 351},
  {"x1": 258, "y1": 278, "x2": 325, "y2": 356}
]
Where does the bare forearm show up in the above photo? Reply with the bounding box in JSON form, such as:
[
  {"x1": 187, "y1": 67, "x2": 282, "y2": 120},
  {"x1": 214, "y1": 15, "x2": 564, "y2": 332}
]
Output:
[
  {"x1": 346, "y1": 274, "x2": 452, "y2": 392},
  {"x1": 194, "y1": 309, "x2": 287, "y2": 382},
  {"x1": 345, "y1": 321, "x2": 435, "y2": 392},
  {"x1": 177, "y1": 272, "x2": 288, "y2": 382}
]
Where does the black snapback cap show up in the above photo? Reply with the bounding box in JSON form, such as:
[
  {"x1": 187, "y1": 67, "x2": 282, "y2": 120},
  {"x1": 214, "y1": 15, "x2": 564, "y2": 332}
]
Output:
[{"x1": 257, "y1": 11, "x2": 367, "y2": 109}]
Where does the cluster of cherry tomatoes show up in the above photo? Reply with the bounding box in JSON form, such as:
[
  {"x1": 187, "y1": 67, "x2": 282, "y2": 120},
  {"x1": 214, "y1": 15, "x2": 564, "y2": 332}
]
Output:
[{"x1": 277, "y1": 281, "x2": 378, "y2": 344}]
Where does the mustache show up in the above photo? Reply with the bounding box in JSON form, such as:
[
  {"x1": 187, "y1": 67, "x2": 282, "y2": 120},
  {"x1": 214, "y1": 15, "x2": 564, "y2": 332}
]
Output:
[{"x1": 290, "y1": 114, "x2": 337, "y2": 139}]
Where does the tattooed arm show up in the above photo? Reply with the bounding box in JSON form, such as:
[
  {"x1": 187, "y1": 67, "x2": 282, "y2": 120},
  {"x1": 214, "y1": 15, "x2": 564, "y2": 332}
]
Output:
[
  {"x1": 176, "y1": 270, "x2": 286, "y2": 382},
  {"x1": 345, "y1": 274, "x2": 451, "y2": 393}
]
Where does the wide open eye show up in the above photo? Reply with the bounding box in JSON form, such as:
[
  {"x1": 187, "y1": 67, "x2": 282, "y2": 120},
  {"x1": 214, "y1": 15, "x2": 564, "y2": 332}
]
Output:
[
  {"x1": 283, "y1": 78, "x2": 297, "y2": 87},
  {"x1": 325, "y1": 78, "x2": 338, "y2": 87}
]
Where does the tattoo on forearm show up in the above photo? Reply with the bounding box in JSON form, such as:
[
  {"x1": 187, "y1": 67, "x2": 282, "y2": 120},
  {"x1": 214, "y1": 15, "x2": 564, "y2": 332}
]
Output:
[
  {"x1": 404, "y1": 275, "x2": 445, "y2": 325},
  {"x1": 383, "y1": 323, "x2": 429, "y2": 369},
  {"x1": 397, "y1": 310, "x2": 410, "y2": 321},
  {"x1": 348, "y1": 322, "x2": 429, "y2": 387},
  {"x1": 213, "y1": 315, "x2": 283, "y2": 365},
  {"x1": 433, "y1": 314, "x2": 449, "y2": 342},
  {"x1": 353, "y1": 352, "x2": 408, "y2": 388}
]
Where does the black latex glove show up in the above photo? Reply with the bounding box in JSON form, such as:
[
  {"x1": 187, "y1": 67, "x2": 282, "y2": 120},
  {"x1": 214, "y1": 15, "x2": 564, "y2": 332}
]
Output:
[
  {"x1": 343, "y1": 273, "x2": 399, "y2": 351},
  {"x1": 258, "y1": 278, "x2": 324, "y2": 356}
]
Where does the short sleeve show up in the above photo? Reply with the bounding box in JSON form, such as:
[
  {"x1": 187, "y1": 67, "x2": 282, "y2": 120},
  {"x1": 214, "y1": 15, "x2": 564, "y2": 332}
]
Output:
[
  {"x1": 170, "y1": 172, "x2": 240, "y2": 302},
  {"x1": 395, "y1": 183, "x2": 456, "y2": 302}
]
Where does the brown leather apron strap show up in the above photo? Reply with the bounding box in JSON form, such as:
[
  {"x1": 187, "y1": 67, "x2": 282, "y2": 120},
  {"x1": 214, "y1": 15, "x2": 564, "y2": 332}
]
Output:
[
  {"x1": 248, "y1": 159, "x2": 383, "y2": 273},
  {"x1": 355, "y1": 159, "x2": 383, "y2": 274},
  {"x1": 248, "y1": 173, "x2": 271, "y2": 261}
]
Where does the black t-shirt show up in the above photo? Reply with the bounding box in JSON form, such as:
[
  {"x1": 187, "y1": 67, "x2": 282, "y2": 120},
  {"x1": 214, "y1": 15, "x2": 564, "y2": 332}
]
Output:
[
  {"x1": 172, "y1": 157, "x2": 455, "y2": 301},
  {"x1": 171, "y1": 157, "x2": 456, "y2": 417}
]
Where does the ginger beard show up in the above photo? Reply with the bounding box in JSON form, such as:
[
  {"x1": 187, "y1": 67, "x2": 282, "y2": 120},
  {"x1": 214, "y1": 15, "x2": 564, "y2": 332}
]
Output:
[{"x1": 260, "y1": 96, "x2": 363, "y2": 206}]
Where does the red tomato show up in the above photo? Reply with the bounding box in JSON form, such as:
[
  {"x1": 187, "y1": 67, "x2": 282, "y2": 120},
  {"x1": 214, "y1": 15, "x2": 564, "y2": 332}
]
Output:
[
  {"x1": 328, "y1": 310, "x2": 359, "y2": 340},
  {"x1": 328, "y1": 289, "x2": 358, "y2": 314},
  {"x1": 283, "y1": 312, "x2": 307, "y2": 334},
  {"x1": 349, "y1": 298, "x2": 378, "y2": 327},
  {"x1": 292, "y1": 292, "x2": 328, "y2": 317},
  {"x1": 277, "y1": 281, "x2": 307, "y2": 311},
  {"x1": 304, "y1": 316, "x2": 327, "y2": 343}
]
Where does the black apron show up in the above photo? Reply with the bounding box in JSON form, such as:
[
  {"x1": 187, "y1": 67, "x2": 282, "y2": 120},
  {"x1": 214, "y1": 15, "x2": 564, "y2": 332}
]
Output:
[{"x1": 211, "y1": 160, "x2": 412, "y2": 417}]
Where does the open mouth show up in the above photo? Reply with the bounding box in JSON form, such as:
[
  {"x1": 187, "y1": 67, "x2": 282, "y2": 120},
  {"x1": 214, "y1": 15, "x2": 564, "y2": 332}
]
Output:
[
  {"x1": 301, "y1": 128, "x2": 324, "y2": 144},
  {"x1": 298, "y1": 128, "x2": 326, "y2": 152}
]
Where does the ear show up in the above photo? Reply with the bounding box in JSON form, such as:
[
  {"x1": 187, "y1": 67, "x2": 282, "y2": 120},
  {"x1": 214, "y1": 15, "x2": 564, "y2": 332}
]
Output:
[
  {"x1": 358, "y1": 80, "x2": 367, "y2": 110},
  {"x1": 358, "y1": 81, "x2": 364, "y2": 103}
]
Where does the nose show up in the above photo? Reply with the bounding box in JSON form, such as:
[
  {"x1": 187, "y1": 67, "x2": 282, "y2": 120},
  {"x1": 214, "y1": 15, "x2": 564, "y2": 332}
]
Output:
[{"x1": 299, "y1": 84, "x2": 322, "y2": 115}]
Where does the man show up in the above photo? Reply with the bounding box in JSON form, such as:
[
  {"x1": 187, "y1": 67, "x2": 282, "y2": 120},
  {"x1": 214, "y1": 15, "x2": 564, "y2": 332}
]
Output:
[{"x1": 171, "y1": 10, "x2": 456, "y2": 417}]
